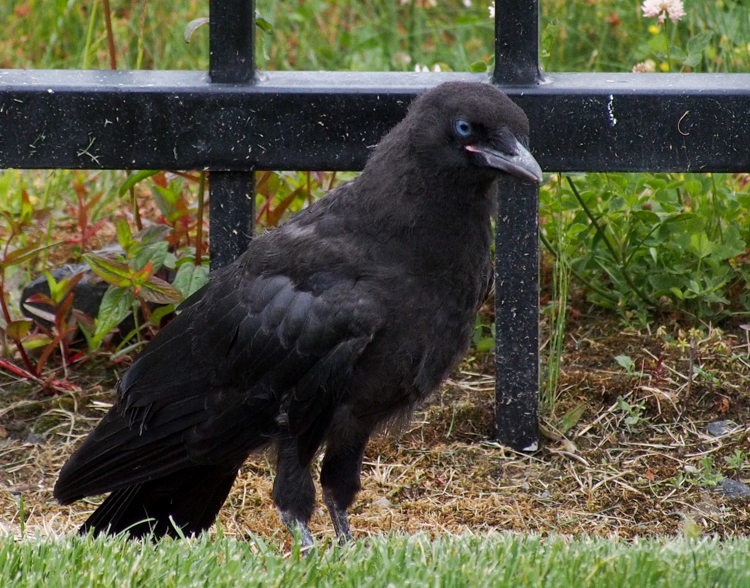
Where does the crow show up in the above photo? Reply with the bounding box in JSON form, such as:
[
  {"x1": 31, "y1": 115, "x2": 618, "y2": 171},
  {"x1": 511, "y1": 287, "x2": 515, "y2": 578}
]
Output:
[{"x1": 54, "y1": 81, "x2": 542, "y2": 546}]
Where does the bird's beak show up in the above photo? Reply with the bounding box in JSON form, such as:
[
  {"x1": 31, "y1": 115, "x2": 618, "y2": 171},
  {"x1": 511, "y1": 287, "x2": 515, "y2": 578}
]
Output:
[{"x1": 465, "y1": 138, "x2": 543, "y2": 184}]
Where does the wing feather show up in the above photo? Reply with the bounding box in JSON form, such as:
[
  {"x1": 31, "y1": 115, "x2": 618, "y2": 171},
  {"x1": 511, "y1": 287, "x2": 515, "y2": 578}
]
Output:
[{"x1": 54, "y1": 267, "x2": 384, "y2": 504}]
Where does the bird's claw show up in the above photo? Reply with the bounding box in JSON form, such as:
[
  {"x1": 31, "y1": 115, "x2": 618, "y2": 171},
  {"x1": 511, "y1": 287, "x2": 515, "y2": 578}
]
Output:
[
  {"x1": 278, "y1": 509, "x2": 315, "y2": 555},
  {"x1": 324, "y1": 491, "x2": 352, "y2": 545}
]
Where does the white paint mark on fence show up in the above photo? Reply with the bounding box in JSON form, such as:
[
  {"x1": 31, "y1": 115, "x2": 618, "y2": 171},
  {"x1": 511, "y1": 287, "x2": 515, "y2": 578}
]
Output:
[{"x1": 607, "y1": 94, "x2": 617, "y2": 127}]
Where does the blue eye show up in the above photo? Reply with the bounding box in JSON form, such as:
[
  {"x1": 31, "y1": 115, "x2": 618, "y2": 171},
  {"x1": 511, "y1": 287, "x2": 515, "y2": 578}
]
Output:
[{"x1": 454, "y1": 119, "x2": 472, "y2": 137}]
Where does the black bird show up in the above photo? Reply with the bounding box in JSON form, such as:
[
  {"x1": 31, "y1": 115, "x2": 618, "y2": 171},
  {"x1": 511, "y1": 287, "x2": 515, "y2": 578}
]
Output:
[{"x1": 54, "y1": 82, "x2": 542, "y2": 545}]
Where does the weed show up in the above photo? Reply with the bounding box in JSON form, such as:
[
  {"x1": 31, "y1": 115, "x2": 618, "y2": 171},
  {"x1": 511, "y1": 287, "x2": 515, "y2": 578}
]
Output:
[
  {"x1": 615, "y1": 355, "x2": 636, "y2": 375},
  {"x1": 697, "y1": 456, "x2": 725, "y2": 487},
  {"x1": 724, "y1": 449, "x2": 748, "y2": 474},
  {"x1": 616, "y1": 394, "x2": 647, "y2": 432},
  {"x1": 541, "y1": 178, "x2": 571, "y2": 411},
  {"x1": 472, "y1": 316, "x2": 495, "y2": 353},
  {"x1": 541, "y1": 173, "x2": 750, "y2": 320}
]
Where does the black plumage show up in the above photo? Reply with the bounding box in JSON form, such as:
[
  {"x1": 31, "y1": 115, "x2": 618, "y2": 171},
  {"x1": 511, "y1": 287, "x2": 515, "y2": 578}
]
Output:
[{"x1": 54, "y1": 82, "x2": 542, "y2": 544}]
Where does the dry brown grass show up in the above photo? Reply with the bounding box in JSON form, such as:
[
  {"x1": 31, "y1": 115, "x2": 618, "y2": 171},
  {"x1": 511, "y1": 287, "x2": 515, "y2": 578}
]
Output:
[{"x1": 1, "y1": 316, "x2": 749, "y2": 545}]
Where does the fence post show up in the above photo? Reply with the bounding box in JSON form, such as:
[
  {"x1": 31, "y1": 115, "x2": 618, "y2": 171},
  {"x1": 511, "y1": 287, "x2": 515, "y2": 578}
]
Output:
[
  {"x1": 492, "y1": 1, "x2": 540, "y2": 451},
  {"x1": 208, "y1": 0, "x2": 256, "y2": 268}
]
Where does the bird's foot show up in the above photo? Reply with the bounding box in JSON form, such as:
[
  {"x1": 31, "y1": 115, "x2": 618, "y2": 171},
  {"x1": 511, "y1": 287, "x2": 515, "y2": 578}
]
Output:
[
  {"x1": 278, "y1": 509, "x2": 315, "y2": 555},
  {"x1": 323, "y1": 491, "x2": 352, "y2": 546}
]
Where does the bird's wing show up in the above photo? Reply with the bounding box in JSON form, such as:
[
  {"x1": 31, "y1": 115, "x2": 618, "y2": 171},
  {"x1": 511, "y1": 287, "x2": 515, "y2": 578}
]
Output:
[{"x1": 55, "y1": 268, "x2": 384, "y2": 503}]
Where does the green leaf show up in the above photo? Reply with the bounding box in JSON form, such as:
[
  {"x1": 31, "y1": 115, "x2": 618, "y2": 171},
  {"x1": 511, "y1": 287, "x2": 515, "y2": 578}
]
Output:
[
  {"x1": 558, "y1": 403, "x2": 586, "y2": 433},
  {"x1": 152, "y1": 186, "x2": 180, "y2": 218},
  {"x1": 683, "y1": 516, "x2": 703, "y2": 540},
  {"x1": 255, "y1": 11, "x2": 273, "y2": 33},
  {"x1": 131, "y1": 240, "x2": 169, "y2": 273},
  {"x1": 6, "y1": 318, "x2": 34, "y2": 340},
  {"x1": 684, "y1": 180, "x2": 703, "y2": 196},
  {"x1": 668, "y1": 46, "x2": 687, "y2": 62},
  {"x1": 84, "y1": 253, "x2": 134, "y2": 287},
  {"x1": 475, "y1": 337, "x2": 494, "y2": 352},
  {"x1": 162, "y1": 252, "x2": 177, "y2": 270},
  {"x1": 21, "y1": 333, "x2": 52, "y2": 351},
  {"x1": 688, "y1": 232, "x2": 716, "y2": 259},
  {"x1": 149, "y1": 304, "x2": 176, "y2": 326},
  {"x1": 469, "y1": 60, "x2": 487, "y2": 73},
  {"x1": 71, "y1": 309, "x2": 95, "y2": 333},
  {"x1": 118, "y1": 170, "x2": 159, "y2": 197},
  {"x1": 616, "y1": 396, "x2": 632, "y2": 413},
  {"x1": 1, "y1": 242, "x2": 61, "y2": 269},
  {"x1": 47, "y1": 270, "x2": 86, "y2": 306},
  {"x1": 115, "y1": 218, "x2": 133, "y2": 252},
  {"x1": 94, "y1": 286, "x2": 134, "y2": 341},
  {"x1": 138, "y1": 276, "x2": 183, "y2": 305},
  {"x1": 615, "y1": 355, "x2": 634, "y2": 373},
  {"x1": 172, "y1": 263, "x2": 210, "y2": 299},
  {"x1": 712, "y1": 225, "x2": 745, "y2": 260},
  {"x1": 134, "y1": 224, "x2": 171, "y2": 245},
  {"x1": 630, "y1": 210, "x2": 660, "y2": 225},
  {"x1": 682, "y1": 53, "x2": 702, "y2": 68},
  {"x1": 687, "y1": 31, "x2": 714, "y2": 56}
]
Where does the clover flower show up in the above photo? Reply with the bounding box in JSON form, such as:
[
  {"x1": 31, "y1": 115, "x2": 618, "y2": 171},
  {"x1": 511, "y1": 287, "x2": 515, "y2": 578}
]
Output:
[
  {"x1": 641, "y1": 0, "x2": 686, "y2": 24},
  {"x1": 632, "y1": 59, "x2": 657, "y2": 73},
  {"x1": 489, "y1": 2, "x2": 495, "y2": 19}
]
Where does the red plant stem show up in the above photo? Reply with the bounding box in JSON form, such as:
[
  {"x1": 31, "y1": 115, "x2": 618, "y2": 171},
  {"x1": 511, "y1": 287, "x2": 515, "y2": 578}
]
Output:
[
  {"x1": 0, "y1": 357, "x2": 42, "y2": 383},
  {"x1": 137, "y1": 297, "x2": 156, "y2": 339},
  {"x1": 102, "y1": 0, "x2": 117, "y2": 70},
  {"x1": 130, "y1": 185, "x2": 143, "y2": 231},
  {"x1": 255, "y1": 196, "x2": 272, "y2": 224}
]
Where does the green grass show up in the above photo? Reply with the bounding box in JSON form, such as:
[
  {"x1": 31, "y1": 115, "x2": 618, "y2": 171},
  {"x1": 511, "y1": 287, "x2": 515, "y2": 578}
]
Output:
[
  {"x1": 2, "y1": 533, "x2": 750, "y2": 588},
  {"x1": 4, "y1": 1, "x2": 747, "y2": 74}
]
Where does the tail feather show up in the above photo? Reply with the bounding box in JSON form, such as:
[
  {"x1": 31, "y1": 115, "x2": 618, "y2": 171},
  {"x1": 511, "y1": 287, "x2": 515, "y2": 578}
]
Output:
[{"x1": 80, "y1": 464, "x2": 241, "y2": 538}]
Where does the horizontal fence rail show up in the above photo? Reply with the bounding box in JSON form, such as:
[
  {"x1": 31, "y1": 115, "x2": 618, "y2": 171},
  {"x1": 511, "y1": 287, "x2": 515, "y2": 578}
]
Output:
[{"x1": 2, "y1": 70, "x2": 750, "y2": 173}]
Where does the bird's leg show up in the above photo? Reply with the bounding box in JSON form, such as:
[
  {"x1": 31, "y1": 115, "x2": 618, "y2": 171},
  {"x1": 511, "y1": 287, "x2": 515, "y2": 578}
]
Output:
[
  {"x1": 273, "y1": 438, "x2": 316, "y2": 553},
  {"x1": 277, "y1": 509, "x2": 314, "y2": 552},
  {"x1": 322, "y1": 488, "x2": 352, "y2": 545},
  {"x1": 320, "y1": 432, "x2": 369, "y2": 545}
]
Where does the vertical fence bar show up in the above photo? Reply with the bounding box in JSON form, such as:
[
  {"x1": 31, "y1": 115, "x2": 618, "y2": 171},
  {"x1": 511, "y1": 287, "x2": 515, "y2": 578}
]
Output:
[
  {"x1": 209, "y1": 0, "x2": 255, "y2": 83},
  {"x1": 493, "y1": 1, "x2": 540, "y2": 451},
  {"x1": 492, "y1": 0, "x2": 541, "y2": 85},
  {"x1": 494, "y1": 179, "x2": 539, "y2": 451},
  {"x1": 208, "y1": 0, "x2": 256, "y2": 268}
]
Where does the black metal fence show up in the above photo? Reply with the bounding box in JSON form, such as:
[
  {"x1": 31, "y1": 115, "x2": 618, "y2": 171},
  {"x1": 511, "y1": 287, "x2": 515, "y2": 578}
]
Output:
[{"x1": 2, "y1": 1, "x2": 750, "y2": 451}]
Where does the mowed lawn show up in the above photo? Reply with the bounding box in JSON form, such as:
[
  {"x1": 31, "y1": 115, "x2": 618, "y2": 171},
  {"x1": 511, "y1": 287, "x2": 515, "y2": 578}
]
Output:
[{"x1": 2, "y1": 533, "x2": 750, "y2": 588}]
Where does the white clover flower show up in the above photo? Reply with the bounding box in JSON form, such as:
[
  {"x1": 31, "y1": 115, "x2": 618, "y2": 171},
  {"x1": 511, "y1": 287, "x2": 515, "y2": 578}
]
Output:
[
  {"x1": 489, "y1": 2, "x2": 495, "y2": 19},
  {"x1": 641, "y1": 0, "x2": 686, "y2": 24},
  {"x1": 632, "y1": 59, "x2": 657, "y2": 73},
  {"x1": 414, "y1": 64, "x2": 441, "y2": 73},
  {"x1": 463, "y1": 0, "x2": 472, "y2": 7}
]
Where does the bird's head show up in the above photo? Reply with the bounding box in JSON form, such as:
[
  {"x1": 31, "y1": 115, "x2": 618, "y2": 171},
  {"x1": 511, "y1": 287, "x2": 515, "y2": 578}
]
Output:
[{"x1": 404, "y1": 81, "x2": 543, "y2": 185}]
